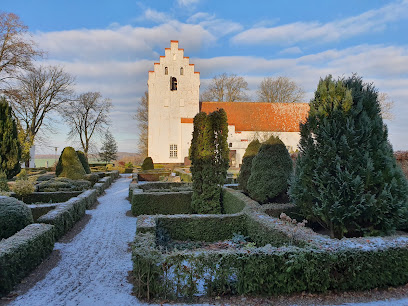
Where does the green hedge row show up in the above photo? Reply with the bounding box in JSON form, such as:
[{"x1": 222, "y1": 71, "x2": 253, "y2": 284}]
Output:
[
  {"x1": 28, "y1": 203, "x2": 57, "y2": 221},
  {"x1": 131, "y1": 191, "x2": 193, "y2": 216},
  {"x1": 37, "y1": 197, "x2": 87, "y2": 240},
  {"x1": 36, "y1": 172, "x2": 117, "y2": 239},
  {"x1": 0, "y1": 223, "x2": 55, "y2": 297},
  {"x1": 132, "y1": 189, "x2": 408, "y2": 300},
  {"x1": 11, "y1": 191, "x2": 83, "y2": 204}
]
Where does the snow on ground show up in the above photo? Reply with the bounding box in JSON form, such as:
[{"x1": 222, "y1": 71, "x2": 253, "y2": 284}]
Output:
[
  {"x1": 8, "y1": 175, "x2": 408, "y2": 306},
  {"x1": 11, "y1": 174, "x2": 148, "y2": 306}
]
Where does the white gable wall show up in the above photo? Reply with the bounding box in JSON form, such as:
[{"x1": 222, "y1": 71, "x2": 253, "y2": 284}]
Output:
[{"x1": 148, "y1": 41, "x2": 200, "y2": 163}]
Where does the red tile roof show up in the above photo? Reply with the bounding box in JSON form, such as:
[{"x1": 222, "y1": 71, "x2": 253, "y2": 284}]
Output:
[{"x1": 200, "y1": 102, "x2": 309, "y2": 132}]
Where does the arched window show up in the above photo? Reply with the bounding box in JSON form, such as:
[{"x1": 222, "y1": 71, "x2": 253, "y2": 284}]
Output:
[
  {"x1": 165, "y1": 67, "x2": 168, "y2": 75},
  {"x1": 170, "y1": 77, "x2": 177, "y2": 91},
  {"x1": 180, "y1": 67, "x2": 184, "y2": 75}
]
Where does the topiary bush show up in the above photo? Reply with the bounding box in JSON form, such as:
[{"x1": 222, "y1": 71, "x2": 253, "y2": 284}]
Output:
[
  {"x1": 56, "y1": 147, "x2": 86, "y2": 180},
  {"x1": 76, "y1": 151, "x2": 91, "y2": 174},
  {"x1": 247, "y1": 135, "x2": 293, "y2": 204},
  {"x1": 289, "y1": 75, "x2": 408, "y2": 239},
  {"x1": 238, "y1": 139, "x2": 261, "y2": 193},
  {"x1": 141, "y1": 157, "x2": 154, "y2": 171},
  {"x1": 0, "y1": 196, "x2": 33, "y2": 239}
]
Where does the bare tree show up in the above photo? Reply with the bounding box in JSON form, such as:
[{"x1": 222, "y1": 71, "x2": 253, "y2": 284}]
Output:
[
  {"x1": 257, "y1": 76, "x2": 305, "y2": 103},
  {"x1": 62, "y1": 92, "x2": 112, "y2": 156},
  {"x1": 378, "y1": 92, "x2": 394, "y2": 120},
  {"x1": 4, "y1": 65, "x2": 74, "y2": 166},
  {"x1": 201, "y1": 73, "x2": 249, "y2": 102},
  {"x1": 133, "y1": 91, "x2": 148, "y2": 157},
  {"x1": 0, "y1": 12, "x2": 43, "y2": 86}
]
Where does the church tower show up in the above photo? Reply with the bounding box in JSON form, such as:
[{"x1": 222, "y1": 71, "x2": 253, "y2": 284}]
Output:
[{"x1": 147, "y1": 40, "x2": 200, "y2": 164}]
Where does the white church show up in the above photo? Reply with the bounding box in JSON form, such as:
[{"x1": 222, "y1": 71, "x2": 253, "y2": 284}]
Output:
[{"x1": 147, "y1": 41, "x2": 309, "y2": 167}]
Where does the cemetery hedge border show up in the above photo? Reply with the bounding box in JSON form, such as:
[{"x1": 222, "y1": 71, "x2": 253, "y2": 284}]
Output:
[
  {"x1": 0, "y1": 170, "x2": 119, "y2": 297},
  {"x1": 132, "y1": 188, "x2": 408, "y2": 300}
]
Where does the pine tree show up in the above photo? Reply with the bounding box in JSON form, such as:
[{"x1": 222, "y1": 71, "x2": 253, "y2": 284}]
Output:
[
  {"x1": 289, "y1": 75, "x2": 408, "y2": 239},
  {"x1": 238, "y1": 139, "x2": 261, "y2": 193},
  {"x1": 99, "y1": 130, "x2": 118, "y2": 163},
  {"x1": 0, "y1": 97, "x2": 21, "y2": 178},
  {"x1": 189, "y1": 109, "x2": 229, "y2": 214}
]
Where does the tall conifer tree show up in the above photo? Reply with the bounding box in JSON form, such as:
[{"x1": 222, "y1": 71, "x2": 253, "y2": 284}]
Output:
[
  {"x1": 289, "y1": 75, "x2": 408, "y2": 238},
  {"x1": 0, "y1": 97, "x2": 21, "y2": 178},
  {"x1": 190, "y1": 109, "x2": 229, "y2": 214}
]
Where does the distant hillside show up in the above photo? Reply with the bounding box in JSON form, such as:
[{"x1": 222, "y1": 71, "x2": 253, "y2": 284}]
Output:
[{"x1": 36, "y1": 152, "x2": 141, "y2": 161}]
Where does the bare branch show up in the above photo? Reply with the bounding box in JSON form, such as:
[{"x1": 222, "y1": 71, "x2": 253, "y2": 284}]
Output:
[
  {"x1": 3, "y1": 65, "x2": 74, "y2": 153},
  {"x1": 0, "y1": 12, "x2": 44, "y2": 87},
  {"x1": 61, "y1": 92, "x2": 112, "y2": 156},
  {"x1": 133, "y1": 91, "x2": 148, "y2": 157},
  {"x1": 257, "y1": 76, "x2": 305, "y2": 103},
  {"x1": 201, "y1": 73, "x2": 249, "y2": 102},
  {"x1": 378, "y1": 92, "x2": 394, "y2": 120}
]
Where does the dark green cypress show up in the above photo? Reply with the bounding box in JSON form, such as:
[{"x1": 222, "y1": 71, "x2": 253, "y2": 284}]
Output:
[
  {"x1": 77, "y1": 150, "x2": 91, "y2": 174},
  {"x1": 289, "y1": 75, "x2": 408, "y2": 239},
  {"x1": 238, "y1": 139, "x2": 261, "y2": 193},
  {"x1": 189, "y1": 109, "x2": 229, "y2": 214},
  {"x1": 0, "y1": 97, "x2": 21, "y2": 179}
]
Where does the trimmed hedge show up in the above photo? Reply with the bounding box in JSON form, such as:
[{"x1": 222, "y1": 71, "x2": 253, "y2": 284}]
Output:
[
  {"x1": 132, "y1": 189, "x2": 408, "y2": 300},
  {"x1": 0, "y1": 223, "x2": 55, "y2": 297},
  {"x1": 36, "y1": 172, "x2": 117, "y2": 239},
  {"x1": 11, "y1": 191, "x2": 83, "y2": 204},
  {"x1": 222, "y1": 188, "x2": 246, "y2": 214},
  {"x1": 131, "y1": 191, "x2": 193, "y2": 216},
  {"x1": 0, "y1": 197, "x2": 33, "y2": 239},
  {"x1": 28, "y1": 203, "x2": 57, "y2": 221},
  {"x1": 37, "y1": 197, "x2": 87, "y2": 240}
]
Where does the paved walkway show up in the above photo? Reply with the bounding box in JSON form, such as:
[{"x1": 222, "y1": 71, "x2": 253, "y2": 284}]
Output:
[{"x1": 11, "y1": 175, "x2": 146, "y2": 306}]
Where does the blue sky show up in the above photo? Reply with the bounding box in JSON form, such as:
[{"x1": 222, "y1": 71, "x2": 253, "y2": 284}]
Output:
[{"x1": 2, "y1": 0, "x2": 408, "y2": 154}]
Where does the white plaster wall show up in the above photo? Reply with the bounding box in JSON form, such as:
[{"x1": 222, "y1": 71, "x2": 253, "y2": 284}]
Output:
[
  {"x1": 148, "y1": 41, "x2": 200, "y2": 163},
  {"x1": 227, "y1": 126, "x2": 300, "y2": 166}
]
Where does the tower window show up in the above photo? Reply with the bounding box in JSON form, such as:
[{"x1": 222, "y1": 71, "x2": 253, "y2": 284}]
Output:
[
  {"x1": 170, "y1": 77, "x2": 177, "y2": 91},
  {"x1": 170, "y1": 144, "x2": 178, "y2": 158},
  {"x1": 180, "y1": 67, "x2": 184, "y2": 75},
  {"x1": 165, "y1": 67, "x2": 168, "y2": 75},
  {"x1": 229, "y1": 142, "x2": 232, "y2": 148}
]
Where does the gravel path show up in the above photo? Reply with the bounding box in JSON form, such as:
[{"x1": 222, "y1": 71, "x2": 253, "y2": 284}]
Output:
[{"x1": 11, "y1": 175, "x2": 146, "y2": 306}]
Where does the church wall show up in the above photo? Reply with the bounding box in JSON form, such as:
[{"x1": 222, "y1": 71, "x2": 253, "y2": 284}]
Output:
[{"x1": 148, "y1": 41, "x2": 200, "y2": 164}]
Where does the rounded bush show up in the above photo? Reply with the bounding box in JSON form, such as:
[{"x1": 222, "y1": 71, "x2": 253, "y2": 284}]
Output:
[
  {"x1": 56, "y1": 147, "x2": 86, "y2": 180},
  {"x1": 238, "y1": 139, "x2": 261, "y2": 193},
  {"x1": 247, "y1": 136, "x2": 293, "y2": 204},
  {"x1": 0, "y1": 196, "x2": 33, "y2": 239},
  {"x1": 141, "y1": 157, "x2": 154, "y2": 171}
]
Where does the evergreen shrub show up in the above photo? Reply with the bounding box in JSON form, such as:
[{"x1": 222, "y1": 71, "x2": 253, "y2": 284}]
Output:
[
  {"x1": 289, "y1": 75, "x2": 408, "y2": 238},
  {"x1": 0, "y1": 172, "x2": 9, "y2": 192},
  {"x1": 0, "y1": 196, "x2": 33, "y2": 239},
  {"x1": 247, "y1": 136, "x2": 293, "y2": 204},
  {"x1": 0, "y1": 98, "x2": 21, "y2": 179},
  {"x1": 56, "y1": 147, "x2": 87, "y2": 180},
  {"x1": 141, "y1": 157, "x2": 154, "y2": 170},
  {"x1": 13, "y1": 178, "x2": 35, "y2": 201},
  {"x1": 76, "y1": 151, "x2": 91, "y2": 174},
  {"x1": 37, "y1": 177, "x2": 91, "y2": 192},
  {"x1": 0, "y1": 223, "x2": 55, "y2": 297},
  {"x1": 189, "y1": 110, "x2": 229, "y2": 214},
  {"x1": 238, "y1": 139, "x2": 261, "y2": 193}
]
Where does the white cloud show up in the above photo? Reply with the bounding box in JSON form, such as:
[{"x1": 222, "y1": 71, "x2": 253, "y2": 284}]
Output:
[
  {"x1": 177, "y1": 0, "x2": 200, "y2": 6},
  {"x1": 231, "y1": 0, "x2": 408, "y2": 45}
]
